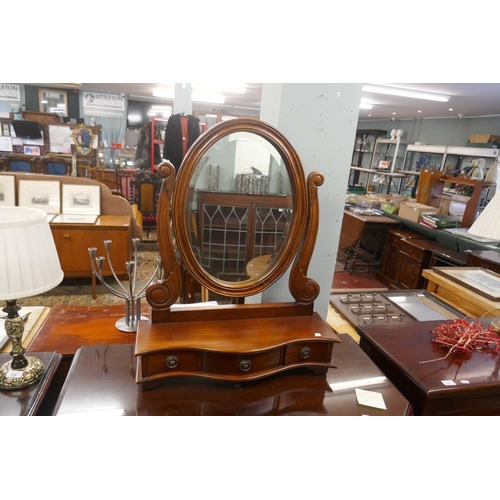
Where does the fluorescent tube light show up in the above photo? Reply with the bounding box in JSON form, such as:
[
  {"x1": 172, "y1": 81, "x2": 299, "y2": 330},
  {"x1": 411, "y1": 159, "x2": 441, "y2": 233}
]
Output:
[
  {"x1": 153, "y1": 87, "x2": 225, "y2": 104},
  {"x1": 359, "y1": 102, "x2": 373, "y2": 109},
  {"x1": 362, "y1": 84, "x2": 451, "y2": 102}
]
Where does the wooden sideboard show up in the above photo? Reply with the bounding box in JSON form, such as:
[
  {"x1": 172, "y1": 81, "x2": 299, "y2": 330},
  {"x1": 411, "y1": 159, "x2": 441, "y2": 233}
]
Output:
[{"x1": 50, "y1": 215, "x2": 131, "y2": 297}]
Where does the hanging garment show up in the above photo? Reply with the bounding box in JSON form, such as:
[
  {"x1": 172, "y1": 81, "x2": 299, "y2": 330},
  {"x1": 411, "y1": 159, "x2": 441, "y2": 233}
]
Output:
[{"x1": 163, "y1": 114, "x2": 201, "y2": 171}]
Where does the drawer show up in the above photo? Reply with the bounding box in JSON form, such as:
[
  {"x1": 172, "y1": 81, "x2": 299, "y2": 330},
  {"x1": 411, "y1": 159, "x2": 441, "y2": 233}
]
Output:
[
  {"x1": 203, "y1": 349, "x2": 281, "y2": 377},
  {"x1": 285, "y1": 341, "x2": 334, "y2": 365},
  {"x1": 400, "y1": 240, "x2": 431, "y2": 263},
  {"x1": 141, "y1": 350, "x2": 199, "y2": 376}
]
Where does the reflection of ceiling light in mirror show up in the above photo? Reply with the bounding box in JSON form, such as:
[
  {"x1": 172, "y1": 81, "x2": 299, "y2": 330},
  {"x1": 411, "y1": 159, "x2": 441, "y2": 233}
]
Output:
[
  {"x1": 221, "y1": 116, "x2": 236, "y2": 121},
  {"x1": 363, "y1": 84, "x2": 451, "y2": 102}
]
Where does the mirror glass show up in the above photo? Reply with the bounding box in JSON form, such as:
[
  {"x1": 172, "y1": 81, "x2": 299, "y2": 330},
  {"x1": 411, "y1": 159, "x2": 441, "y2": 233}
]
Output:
[
  {"x1": 186, "y1": 130, "x2": 293, "y2": 282},
  {"x1": 72, "y1": 124, "x2": 96, "y2": 156}
]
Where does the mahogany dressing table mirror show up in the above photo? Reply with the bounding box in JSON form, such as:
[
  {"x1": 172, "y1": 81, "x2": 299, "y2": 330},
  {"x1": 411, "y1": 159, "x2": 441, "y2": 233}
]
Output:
[{"x1": 135, "y1": 117, "x2": 340, "y2": 388}]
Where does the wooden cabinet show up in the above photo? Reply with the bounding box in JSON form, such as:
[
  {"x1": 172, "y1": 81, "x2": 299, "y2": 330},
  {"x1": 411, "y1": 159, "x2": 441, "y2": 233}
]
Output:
[
  {"x1": 196, "y1": 191, "x2": 293, "y2": 278},
  {"x1": 376, "y1": 230, "x2": 429, "y2": 288},
  {"x1": 50, "y1": 215, "x2": 131, "y2": 289},
  {"x1": 377, "y1": 229, "x2": 470, "y2": 290},
  {"x1": 465, "y1": 249, "x2": 500, "y2": 273}
]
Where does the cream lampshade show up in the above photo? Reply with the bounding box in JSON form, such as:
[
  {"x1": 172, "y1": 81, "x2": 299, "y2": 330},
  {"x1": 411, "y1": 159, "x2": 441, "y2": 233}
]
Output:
[
  {"x1": 0, "y1": 206, "x2": 63, "y2": 390},
  {"x1": 468, "y1": 189, "x2": 500, "y2": 240}
]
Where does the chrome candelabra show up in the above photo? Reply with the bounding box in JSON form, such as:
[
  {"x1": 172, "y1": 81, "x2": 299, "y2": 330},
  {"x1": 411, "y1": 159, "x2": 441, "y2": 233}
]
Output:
[{"x1": 88, "y1": 238, "x2": 162, "y2": 332}]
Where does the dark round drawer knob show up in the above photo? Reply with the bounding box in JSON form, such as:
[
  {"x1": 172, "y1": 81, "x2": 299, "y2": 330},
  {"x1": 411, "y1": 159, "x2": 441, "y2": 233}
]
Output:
[
  {"x1": 165, "y1": 356, "x2": 178, "y2": 369},
  {"x1": 239, "y1": 359, "x2": 251, "y2": 372},
  {"x1": 301, "y1": 347, "x2": 311, "y2": 359}
]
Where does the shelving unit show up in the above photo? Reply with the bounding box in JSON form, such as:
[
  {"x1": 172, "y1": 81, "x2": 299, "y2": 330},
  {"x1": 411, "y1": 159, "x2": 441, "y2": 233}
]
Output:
[
  {"x1": 349, "y1": 138, "x2": 408, "y2": 195},
  {"x1": 349, "y1": 129, "x2": 386, "y2": 186}
]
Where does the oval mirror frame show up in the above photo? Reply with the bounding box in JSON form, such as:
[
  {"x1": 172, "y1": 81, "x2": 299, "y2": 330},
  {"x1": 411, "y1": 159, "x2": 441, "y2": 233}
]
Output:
[{"x1": 171, "y1": 117, "x2": 308, "y2": 298}]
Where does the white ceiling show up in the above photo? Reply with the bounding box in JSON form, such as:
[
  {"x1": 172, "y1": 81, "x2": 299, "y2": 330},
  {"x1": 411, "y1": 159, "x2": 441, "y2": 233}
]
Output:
[{"x1": 38, "y1": 83, "x2": 500, "y2": 121}]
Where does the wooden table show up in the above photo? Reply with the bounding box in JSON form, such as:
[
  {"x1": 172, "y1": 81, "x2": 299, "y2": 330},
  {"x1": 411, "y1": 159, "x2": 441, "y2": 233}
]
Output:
[
  {"x1": 356, "y1": 318, "x2": 500, "y2": 415},
  {"x1": 28, "y1": 304, "x2": 147, "y2": 356},
  {"x1": 50, "y1": 215, "x2": 132, "y2": 299},
  {"x1": 338, "y1": 209, "x2": 400, "y2": 272},
  {"x1": 52, "y1": 334, "x2": 411, "y2": 416},
  {"x1": 0, "y1": 352, "x2": 61, "y2": 416}
]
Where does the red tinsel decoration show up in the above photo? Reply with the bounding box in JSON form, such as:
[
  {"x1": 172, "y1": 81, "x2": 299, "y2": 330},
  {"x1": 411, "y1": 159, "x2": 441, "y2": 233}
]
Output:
[{"x1": 421, "y1": 318, "x2": 500, "y2": 364}]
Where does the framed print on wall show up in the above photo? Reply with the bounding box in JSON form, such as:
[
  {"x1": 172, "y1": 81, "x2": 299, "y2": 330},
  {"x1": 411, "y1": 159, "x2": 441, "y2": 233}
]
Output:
[
  {"x1": 18, "y1": 180, "x2": 61, "y2": 214},
  {"x1": 38, "y1": 88, "x2": 68, "y2": 117},
  {"x1": 0, "y1": 175, "x2": 15, "y2": 206}
]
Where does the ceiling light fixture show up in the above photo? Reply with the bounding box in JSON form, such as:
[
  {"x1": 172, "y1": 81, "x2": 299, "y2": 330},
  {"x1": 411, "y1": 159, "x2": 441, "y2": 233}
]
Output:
[
  {"x1": 362, "y1": 84, "x2": 451, "y2": 102},
  {"x1": 193, "y1": 84, "x2": 247, "y2": 94},
  {"x1": 153, "y1": 87, "x2": 225, "y2": 104},
  {"x1": 359, "y1": 102, "x2": 373, "y2": 110}
]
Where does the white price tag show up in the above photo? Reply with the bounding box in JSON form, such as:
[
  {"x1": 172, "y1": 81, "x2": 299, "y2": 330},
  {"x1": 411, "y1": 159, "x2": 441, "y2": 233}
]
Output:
[{"x1": 6, "y1": 370, "x2": 24, "y2": 379}]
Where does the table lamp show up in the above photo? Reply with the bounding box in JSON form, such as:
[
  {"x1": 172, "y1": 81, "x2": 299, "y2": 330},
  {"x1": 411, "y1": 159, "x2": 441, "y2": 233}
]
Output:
[
  {"x1": 0, "y1": 206, "x2": 63, "y2": 390},
  {"x1": 468, "y1": 188, "x2": 500, "y2": 240}
]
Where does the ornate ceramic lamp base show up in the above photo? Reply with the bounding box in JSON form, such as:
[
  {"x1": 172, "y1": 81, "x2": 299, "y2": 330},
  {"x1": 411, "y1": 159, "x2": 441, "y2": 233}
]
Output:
[{"x1": 0, "y1": 356, "x2": 45, "y2": 390}]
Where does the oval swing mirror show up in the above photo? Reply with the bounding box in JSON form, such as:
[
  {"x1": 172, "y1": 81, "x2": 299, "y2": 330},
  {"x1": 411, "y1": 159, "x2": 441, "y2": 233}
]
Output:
[{"x1": 171, "y1": 118, "x2": 309, "y2": 298}]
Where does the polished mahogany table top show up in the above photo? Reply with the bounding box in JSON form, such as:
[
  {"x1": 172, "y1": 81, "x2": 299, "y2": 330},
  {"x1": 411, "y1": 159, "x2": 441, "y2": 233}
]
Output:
[
  {"x1": 53, "y1": 334, "x2": 411, "y2": 416},
  {"x1": 357, "y1": 317, "x2": 500, "y2": 415},
  {"x1": 28, "y1": 304, "x2": 146, "y2": 356},
  {"x1": 0, "y1": 352, "x2": 61, "y2": 416}
]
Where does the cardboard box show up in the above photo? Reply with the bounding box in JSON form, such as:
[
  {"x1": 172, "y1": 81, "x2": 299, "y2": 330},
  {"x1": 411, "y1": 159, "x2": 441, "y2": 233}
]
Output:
[
  {"x1": 357, "y1": 194, "x2": 382, "y2": 209},
  {"x1": 381, "y1": 196, "x2": 406, "y2": 214},
  {"x1": 470, "y1": 134, "x2": 500, "y2": 144},
  {"x1": 398, "y1": 202, "x2": 438, "y2": 223}
]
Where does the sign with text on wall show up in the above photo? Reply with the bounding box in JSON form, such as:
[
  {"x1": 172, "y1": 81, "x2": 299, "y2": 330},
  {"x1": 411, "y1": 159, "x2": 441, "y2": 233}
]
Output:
[
  {"x1": 82, "y1": 91, "x2": 125, "y2": 118},
  {"x1": 0, "y1": 84, "x2": 20, "y2": 101}
]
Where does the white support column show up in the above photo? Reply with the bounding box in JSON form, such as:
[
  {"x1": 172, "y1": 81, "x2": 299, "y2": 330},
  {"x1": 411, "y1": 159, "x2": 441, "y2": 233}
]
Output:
[
  {"x1": 173, "y1": 83, "x2": 193, "y2": 115},
  {"x1": 260, "y1": 83, "x2": 363, "y2": 318}
]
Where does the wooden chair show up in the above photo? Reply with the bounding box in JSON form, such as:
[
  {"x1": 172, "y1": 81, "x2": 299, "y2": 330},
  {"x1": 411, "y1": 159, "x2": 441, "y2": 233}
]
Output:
[
  {"x1": 41, "y1": 156, "x2": 73, "y2": 176},
  {"x1": 4, "y1": 154, "x2": 36, "y2": 173},
  {"x1": 130, "y1": 170, "x2": 162, "y2": 239},
  {"x1": 116, "y1": 168, "x2": 137, "y2": 202}
]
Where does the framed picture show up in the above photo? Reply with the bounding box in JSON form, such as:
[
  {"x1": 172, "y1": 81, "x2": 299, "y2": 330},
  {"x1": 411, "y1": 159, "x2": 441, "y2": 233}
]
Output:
[
  {"x1": 432, "y1": 267, "x2": 500, "y2": 302},
  {"x1": 0, "y1": 175, "x2": 15, "y2": 206},
  {"x1": 62, "y1": 184, "x2": 100, "y2": 215},
  {"x1": 38, "y1": 88, "x2": 68, "y2": 117},
  {"x1": 51, "y1": 214, "x2": 98, "y2": 224},
  {"x1": 18, "y1": 180, "x2": 61, "y2": 214},
  {"x1": 23, "y1": 145, "x2": 41, "y2": 156}
]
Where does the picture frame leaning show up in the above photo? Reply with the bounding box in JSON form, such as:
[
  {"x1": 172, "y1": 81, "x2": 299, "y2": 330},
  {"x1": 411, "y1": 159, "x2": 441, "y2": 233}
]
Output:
[
  {"x1": 61, "y1": 184, "x2": 101, "y2": 216},
  {"x1": 0, "y1": 175, "x2": 16, "y2": 206},
  {"x1": 18, "y1": 179, "x2": 61, "y2": 214}
]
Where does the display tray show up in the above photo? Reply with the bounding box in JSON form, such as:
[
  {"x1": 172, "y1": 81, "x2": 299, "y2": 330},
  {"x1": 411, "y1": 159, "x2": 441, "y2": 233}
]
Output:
[{"x1": 330, "y1": 289, "x2": 466, "y2": 329}]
